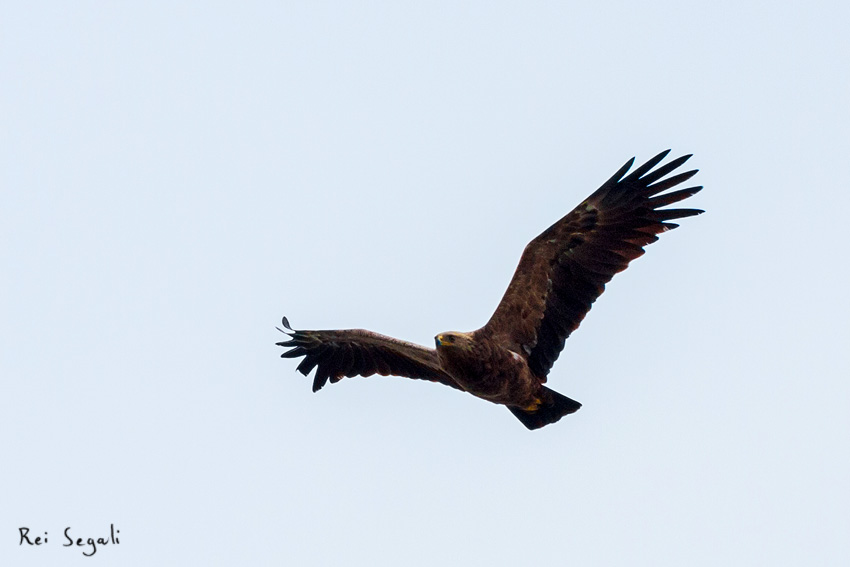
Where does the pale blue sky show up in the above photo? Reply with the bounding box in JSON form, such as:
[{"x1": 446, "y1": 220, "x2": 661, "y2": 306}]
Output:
[{"x1": 2, "y1": 2, "x2": 849, "y2": 565}]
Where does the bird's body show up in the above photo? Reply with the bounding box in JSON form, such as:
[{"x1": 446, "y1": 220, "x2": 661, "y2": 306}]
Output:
[
  {"x1": 435, "y1": 331, "x2": 536, "y2": 407},
  {"x1": 278, "y1": 150, "x2": 703, "y2": 429}
]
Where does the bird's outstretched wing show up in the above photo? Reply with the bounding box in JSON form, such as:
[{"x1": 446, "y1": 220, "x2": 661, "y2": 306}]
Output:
[
  {"x1": 481, "y1": 150, "x2": 703, "y2": 380},
  {"x1": 277, "y1": 317, "x2": 461, "y2": 392}
]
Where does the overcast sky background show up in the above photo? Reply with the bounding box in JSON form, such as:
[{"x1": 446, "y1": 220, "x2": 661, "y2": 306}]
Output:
[{"x1": 2, "y1": 2, "x2": 849, "y2": 565}]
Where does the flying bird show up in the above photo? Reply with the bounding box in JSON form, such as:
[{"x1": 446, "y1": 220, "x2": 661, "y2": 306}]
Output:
[{"x1": 278, "y1": 150, "x2": 703, "y2": 429}]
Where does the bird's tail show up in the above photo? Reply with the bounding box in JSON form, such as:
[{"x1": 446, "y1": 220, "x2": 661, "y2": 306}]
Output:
[{"x1": 508, "y1": 386, "x2": 582, "y2": 430}]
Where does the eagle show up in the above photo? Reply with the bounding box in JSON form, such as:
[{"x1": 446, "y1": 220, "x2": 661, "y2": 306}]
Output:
[{"x1": 278, "y1": 150, "x2": 703, "y2": 429}]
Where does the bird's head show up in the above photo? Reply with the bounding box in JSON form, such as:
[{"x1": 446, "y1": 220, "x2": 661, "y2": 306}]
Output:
[{"x1": 435, "y1": 331, "x2": 474, "y2": 351}]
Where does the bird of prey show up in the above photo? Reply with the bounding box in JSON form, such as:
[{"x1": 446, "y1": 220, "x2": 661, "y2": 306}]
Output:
[{"x1": 278, "y1": 150, "x2": 703, "y2": 429}]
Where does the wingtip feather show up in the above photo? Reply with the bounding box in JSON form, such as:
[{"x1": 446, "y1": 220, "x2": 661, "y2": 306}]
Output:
[
  {"x1": 605, "y1": 157, "x2": 635, "y2": 186},
  {"x1": 637, "y1": 154, "x2": 693, "y2": 185},
  {"x1": 624, "y1": 149, "x2": 672, "y2": 182},
  {"x1": 644, "y1": 169, "x2": 699, "y2": 195}
]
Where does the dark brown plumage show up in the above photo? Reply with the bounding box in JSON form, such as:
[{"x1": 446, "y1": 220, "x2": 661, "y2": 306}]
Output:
[{"x1": 278, "y1": 150, "x2": 703, "y2": 429}]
